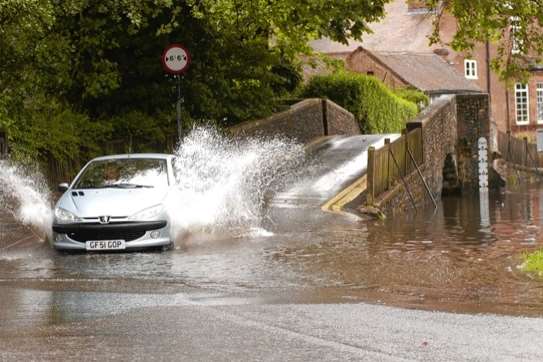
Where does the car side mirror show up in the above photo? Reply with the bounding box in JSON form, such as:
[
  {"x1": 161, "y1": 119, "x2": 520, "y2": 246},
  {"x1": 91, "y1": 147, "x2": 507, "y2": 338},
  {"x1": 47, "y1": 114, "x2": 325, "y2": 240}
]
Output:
[{"x1": 58, "y1": 183, "x2": 69, "y2": 192}]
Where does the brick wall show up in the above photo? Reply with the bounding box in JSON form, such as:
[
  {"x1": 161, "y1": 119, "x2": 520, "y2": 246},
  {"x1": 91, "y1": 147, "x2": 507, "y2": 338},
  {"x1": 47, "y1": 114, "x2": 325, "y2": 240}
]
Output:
[
  {"x1": 345, "y1": 49, "x2": 409, "y2": 90},
  {"x1": 510, "y1": 71, "x2": 543, "y2": 134},
  {"x1": 229, "y1": 98, "x2": 360, "y2": 143},
  {"x1": 436, "y1": 11, "x2": 543, "y2": 136}
]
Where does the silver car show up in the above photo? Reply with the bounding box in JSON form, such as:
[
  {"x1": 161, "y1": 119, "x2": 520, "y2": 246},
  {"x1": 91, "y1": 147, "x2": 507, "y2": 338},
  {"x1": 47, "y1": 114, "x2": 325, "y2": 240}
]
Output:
[{"x1": 51, "y1": 154, "x2": 176, "y2": 251}]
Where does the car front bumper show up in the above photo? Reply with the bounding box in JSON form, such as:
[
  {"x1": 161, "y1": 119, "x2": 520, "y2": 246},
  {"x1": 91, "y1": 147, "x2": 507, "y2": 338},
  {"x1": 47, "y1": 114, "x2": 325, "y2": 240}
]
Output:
[{"x1": 51, "y1": 220, "x2": 171, "y2": 251}]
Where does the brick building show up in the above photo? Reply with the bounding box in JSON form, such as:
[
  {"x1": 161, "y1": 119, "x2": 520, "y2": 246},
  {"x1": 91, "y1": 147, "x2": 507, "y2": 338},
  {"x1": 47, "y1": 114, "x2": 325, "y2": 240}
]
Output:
[
  {"x1": 310, "y1": 0, "x2": 543, "y2": 138},
  {"x1": 345, "y1": 48, "x2": 481, "y2": 102}
]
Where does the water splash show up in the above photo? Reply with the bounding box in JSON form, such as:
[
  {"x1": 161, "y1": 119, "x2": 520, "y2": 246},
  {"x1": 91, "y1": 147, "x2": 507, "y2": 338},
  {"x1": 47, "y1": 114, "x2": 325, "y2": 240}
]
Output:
[
  {"x1": 167, "y1": 127, "x2": 305, "y2": 237},
  {"x1": 0, "y1": 160, "x2": 53, "y2": 239},
  {"x1": 0, "y1": 127, "x2": 305, "y2": 244}
]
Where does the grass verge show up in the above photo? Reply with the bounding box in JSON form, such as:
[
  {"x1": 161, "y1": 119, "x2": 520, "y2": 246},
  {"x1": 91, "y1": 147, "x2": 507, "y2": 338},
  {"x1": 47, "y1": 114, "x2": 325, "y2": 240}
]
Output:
[{"x1": 521, "y1": 249, "x2": 543, "y2": 276}]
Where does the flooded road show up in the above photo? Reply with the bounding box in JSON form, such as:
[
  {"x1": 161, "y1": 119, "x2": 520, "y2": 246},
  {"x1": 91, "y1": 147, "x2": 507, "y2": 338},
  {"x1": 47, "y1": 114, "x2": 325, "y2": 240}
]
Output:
[
  {"x1": 3, "y1": 181, "x2": 543, "y2": 360},
  {"x1": 3, "y1": 183, "x2": 543, "y2": 318}
]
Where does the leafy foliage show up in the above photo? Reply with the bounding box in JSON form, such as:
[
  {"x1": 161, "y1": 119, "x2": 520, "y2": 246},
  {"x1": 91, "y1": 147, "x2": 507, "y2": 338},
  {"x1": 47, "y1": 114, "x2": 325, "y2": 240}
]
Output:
[
  {"x1": 0, "y1": 0, "x2": 389, "y2": 180},
  {"x1": 426, "y1": 0, "x2": 543, "y2": 81},
  {"x1": 522, "y1": 249, "x2": 543, "y2": 276},
  {"x1": 393, "y1": 88, "x2": 430, "y2": 112},
  {"x1": 302, "y1": 72, "x2": 418, "y2": 134}
]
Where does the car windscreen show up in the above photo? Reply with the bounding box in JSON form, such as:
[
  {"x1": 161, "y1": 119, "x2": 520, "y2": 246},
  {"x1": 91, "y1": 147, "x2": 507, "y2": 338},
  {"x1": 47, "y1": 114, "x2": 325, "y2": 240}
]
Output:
[{"x1": 73, "y1": 158, "x2": 169, "y2": 189}]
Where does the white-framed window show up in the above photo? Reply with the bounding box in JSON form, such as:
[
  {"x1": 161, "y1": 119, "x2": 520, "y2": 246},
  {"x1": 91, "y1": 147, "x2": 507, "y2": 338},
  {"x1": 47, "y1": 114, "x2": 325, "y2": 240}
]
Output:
[
  {"x1": 464, "y1": 59, "x2": 478, "y2": 79},
  {"x1": 511, "y1": 16, "x2": 523, "y2": 55},
  {"x1": 515, "y1": 83, "x2": 530, "y2": 125},
  {"x1": 537, "y1": 83, "x2": 543, "y2": 123}
]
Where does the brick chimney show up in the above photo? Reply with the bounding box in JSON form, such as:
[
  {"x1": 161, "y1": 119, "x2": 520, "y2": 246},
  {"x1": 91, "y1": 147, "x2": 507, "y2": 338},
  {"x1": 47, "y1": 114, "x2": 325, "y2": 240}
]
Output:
[
  {"x1": 407, "y1": 0, "x2": 428, "y2": 12},
  {"x1": 433, "y1": 48, "x2": 450, "y2": 58}
]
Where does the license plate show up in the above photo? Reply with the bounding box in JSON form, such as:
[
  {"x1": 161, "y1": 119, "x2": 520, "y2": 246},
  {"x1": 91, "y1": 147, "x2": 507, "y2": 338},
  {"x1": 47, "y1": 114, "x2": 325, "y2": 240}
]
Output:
[{"x1": 86, "y1": 240, "x2": 126, "y2": 251}]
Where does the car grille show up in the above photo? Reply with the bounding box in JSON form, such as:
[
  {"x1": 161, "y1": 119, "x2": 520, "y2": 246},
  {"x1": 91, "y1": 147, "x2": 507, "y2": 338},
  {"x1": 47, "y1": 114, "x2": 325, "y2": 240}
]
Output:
[
  {"x1": 67, "y1": 229, "x2": 146, "y2": 242},
  {"x1": 53, "y1": 221, "x2": 167, "y2": 243}
]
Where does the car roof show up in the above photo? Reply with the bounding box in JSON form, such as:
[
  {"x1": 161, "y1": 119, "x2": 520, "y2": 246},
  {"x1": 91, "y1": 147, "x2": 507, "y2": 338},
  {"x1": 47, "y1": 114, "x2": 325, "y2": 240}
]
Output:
[{"x1": 90, "y1": 153, "x2": 175, "y2": 162}]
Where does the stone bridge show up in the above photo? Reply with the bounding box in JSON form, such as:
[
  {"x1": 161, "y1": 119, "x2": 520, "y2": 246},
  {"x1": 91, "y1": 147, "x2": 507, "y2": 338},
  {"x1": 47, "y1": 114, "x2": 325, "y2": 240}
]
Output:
[
  {"x1": 231, "y1": 94, "x2": 492, "y2": 216},
  {"x1": 359, "y1": 94, "x2": 490, "y2": 215}
]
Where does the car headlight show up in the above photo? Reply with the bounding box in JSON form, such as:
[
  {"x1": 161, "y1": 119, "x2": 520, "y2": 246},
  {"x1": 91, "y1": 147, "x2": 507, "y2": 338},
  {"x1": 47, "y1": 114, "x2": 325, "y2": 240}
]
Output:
[
  {"x1": 128, "y1": 204, "x2": 164, "y2": 221},
  {"x1": 54, "y1": 207, "x2": 82, "y2": 224}
]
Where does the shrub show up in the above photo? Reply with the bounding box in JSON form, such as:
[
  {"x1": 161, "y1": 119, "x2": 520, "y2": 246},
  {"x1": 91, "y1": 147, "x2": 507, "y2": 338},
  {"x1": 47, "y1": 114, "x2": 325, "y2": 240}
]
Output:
[
  {"x1": 302, "y1": 72, "x2": 418, "y2": 133},
  {"x1": 393, "y1": 87, "x2": 429, "y2": 112},
  {"x1": 521, "y1": 249, "x2": 543, "y2": 276}
]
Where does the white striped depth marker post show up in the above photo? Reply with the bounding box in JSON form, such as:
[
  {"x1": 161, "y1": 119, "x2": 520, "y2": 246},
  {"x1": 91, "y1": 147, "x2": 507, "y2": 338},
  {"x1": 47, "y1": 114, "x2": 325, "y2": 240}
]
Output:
[
  {"x1": 478, "y1": 137, "x2": 489, "y2": 191},
  {"x1": 478, "y1": 137, "x2": 490, "y2": 228}
]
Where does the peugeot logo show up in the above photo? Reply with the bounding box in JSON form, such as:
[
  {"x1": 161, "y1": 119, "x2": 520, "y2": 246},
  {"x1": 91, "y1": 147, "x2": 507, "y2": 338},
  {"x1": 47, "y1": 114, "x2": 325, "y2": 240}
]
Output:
[{"x1": 99, "y1": 216, "x2": 111, "y2": 224}]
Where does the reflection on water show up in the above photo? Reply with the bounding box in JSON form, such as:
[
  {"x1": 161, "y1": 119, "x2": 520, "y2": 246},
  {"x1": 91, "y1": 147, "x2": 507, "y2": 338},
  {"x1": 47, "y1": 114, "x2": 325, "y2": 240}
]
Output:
[
  {"x1": 3, "y1": 185, "x2": 543, "y2": 317},
  {"x1": 0, "y1": 287, "x2": 186, "y2": 329},
  {"x1": 287, "y1": 184, "x2": 543, "y2": 315}
]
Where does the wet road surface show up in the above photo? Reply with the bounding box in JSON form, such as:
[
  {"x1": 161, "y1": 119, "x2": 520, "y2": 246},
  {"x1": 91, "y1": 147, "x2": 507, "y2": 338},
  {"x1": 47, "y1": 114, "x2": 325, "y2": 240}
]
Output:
[
  {"x1": 273, "y1": 134, "x2": 399, "y2": 208},
  {"x1": 2, "y1": 299, "x2": 543, "y2": 361},
  {"x1": 3, "y1": 185, "x2": 543, "y2": 360},
  {"x1": 3, "y1": 137, "x2": 543, "y2": 359}
]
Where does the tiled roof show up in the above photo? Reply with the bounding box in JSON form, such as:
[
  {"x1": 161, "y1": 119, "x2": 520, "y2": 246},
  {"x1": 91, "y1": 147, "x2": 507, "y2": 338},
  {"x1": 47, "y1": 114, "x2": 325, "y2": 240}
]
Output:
[
  {"x1": 310, "y1": 0, "x2": 481, "y2": 93},
  {"x1": 310, "y1": 0, "x2": 436, "y2": 54},
  {"x1": 364, "y1": 49, "x2": 482, "y2": 93},
  {"x1": 311, "y1": 0, "x2": 543, "y2": 78}
]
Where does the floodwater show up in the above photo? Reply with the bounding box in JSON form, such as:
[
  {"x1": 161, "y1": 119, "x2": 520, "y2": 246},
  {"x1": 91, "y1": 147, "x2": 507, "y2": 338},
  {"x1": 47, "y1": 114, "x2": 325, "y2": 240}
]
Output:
[{"x1": 2, "y1": 182, "x2": 543, "y2": 320}]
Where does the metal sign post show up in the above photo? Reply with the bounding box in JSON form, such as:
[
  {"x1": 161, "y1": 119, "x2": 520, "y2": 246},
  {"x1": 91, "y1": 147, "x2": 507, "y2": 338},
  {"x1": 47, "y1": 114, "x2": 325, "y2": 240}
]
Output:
[
  {"x1": 176, "y1": 75, "x2": 182, "y2": 141},
  {"x1": 161, "y1": 43, "x2": 191, "y2": 141}
]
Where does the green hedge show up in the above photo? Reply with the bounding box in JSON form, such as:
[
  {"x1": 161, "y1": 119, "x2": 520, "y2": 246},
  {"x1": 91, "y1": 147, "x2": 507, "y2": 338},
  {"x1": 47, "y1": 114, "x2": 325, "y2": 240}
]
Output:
[
  {"x1": 393, "y1": 87, "x2": 429, "y2": 112},
  {"x1": 302, "y1": 72, "x2": 419, "y2": 133}
]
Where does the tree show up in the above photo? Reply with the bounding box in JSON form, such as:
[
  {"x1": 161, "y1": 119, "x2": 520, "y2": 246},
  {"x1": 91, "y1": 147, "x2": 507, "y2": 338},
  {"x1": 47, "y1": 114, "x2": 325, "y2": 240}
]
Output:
[
  {"x1": 0, "y1": 0, "x2": 390, "y2": 178},
  {"x1": 427, "y1": 0, "x2": 543, "y2": 81},
  {"x1": 0, "y1": 0, "x2": 98, "y2": 171}
]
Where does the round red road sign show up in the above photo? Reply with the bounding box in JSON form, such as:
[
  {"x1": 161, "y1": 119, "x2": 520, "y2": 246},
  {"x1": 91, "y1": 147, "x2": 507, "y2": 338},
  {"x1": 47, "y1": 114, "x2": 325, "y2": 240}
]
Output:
[{"x1": 161, "y1": 43, "x2": 191, "y2": 74}]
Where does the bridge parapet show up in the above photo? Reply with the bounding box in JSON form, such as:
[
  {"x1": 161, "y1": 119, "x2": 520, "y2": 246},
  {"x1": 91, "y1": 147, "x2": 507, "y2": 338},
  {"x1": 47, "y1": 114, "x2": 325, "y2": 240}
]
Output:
[
  {"x1": 364, "y1": 94, "x2": 491, "y2": 215},
  {"x1": 366, "y1": 95, "x2": 459, "y2": 214},
  {"x1": 229, "y1": 98, "x2": 360, "y2": 143}
]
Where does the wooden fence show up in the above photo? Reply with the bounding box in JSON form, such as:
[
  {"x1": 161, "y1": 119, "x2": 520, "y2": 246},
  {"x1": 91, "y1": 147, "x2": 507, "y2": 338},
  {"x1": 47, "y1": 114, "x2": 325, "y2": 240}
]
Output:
[
  {"x1": 367, "y1": 127, "x2": 423, "y2": 203},
  {"x1": 497, "y1": 131, "x2": 539, "y2": 168}
]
